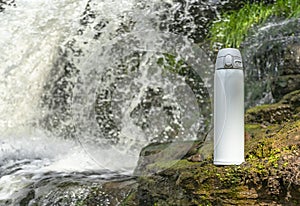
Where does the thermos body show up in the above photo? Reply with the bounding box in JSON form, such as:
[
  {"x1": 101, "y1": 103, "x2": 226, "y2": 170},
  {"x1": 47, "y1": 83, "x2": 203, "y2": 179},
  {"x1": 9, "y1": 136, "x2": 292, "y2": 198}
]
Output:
[{"x1": 214, "y1": 48, "x2": 245, "y2": 165}]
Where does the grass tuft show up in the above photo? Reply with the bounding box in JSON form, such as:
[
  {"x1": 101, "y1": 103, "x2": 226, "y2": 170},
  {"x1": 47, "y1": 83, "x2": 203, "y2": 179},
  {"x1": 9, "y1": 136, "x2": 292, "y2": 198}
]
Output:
[{"x1": 209, "y1": 0, "x2": 300, "y2": 49}]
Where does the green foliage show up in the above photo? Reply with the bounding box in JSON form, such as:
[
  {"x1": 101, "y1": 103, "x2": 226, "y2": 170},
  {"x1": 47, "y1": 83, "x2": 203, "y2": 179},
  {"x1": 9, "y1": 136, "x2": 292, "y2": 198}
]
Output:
[
  {"x1": 157, "y1": 53, "x2": 189, "y2": 75},
  {"x1": 209, "y1": 0, "x2": 300, "y2": 48}
]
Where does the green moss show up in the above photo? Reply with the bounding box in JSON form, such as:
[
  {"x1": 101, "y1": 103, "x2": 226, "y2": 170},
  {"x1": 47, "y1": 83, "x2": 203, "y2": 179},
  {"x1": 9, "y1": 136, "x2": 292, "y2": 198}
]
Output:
[
  {"x1": 209, "y1": 0, "x2": 300, "y2": 48},
  {"x1": 130, "y1": 91, "x2": 300, "y2": 204},
  {"x1": 245, "y1": 124, "x2": 260, "y2": 130},
  {"x1": 146, "y1": 159, "x2": 198, "y2": 172},
  {"x1": 215, "y1": 166, "x2": 243, "y2": 188},
  {"x1": 161, "y1": 120, "x2": 297, "y2": 202},
  {"x1": 120, "y1": 192, "x2": 136, "y2": 206},
  {"x1": 157, "y1": 53, "x2": 187, "y2": 75},
  {"x1": 244, "y1": 120, "x2": 300, "y2": 184},
  {"x1": 280, "y1": 89, "x2": 300, "y2": 107},
  {"x1": 245, "y1": 103, "x2": 293, "y2": 124},
  {"x1": 75, "y1": 201, "x2": 85, "y2": 206},
  {"x1": 246, "y1": 103, "x2": 279, "y2": 112}
]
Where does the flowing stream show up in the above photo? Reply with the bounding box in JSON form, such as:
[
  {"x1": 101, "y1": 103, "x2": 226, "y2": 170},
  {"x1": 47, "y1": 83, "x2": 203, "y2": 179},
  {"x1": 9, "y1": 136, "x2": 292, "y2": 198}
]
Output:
[{"x1": 0, "y1": 0, "x2": 213, "y2": 204}]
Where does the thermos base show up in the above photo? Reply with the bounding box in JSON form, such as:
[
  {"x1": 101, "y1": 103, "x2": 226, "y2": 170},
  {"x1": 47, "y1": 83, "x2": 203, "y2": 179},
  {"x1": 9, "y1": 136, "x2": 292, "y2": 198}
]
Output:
[{"x1": 213, "y1": 160, "x2": 244, "y2": 165}]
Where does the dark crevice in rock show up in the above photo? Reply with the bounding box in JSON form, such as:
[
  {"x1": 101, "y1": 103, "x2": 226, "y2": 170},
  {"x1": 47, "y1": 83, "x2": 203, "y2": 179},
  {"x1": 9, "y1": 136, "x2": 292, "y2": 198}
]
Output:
[{"x1": 0, "y1": 0, "x2": 15, "y2": 12}]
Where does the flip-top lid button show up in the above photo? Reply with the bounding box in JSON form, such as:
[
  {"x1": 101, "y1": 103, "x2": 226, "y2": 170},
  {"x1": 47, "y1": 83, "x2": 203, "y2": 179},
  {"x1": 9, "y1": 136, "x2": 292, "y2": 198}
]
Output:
[{"x1": 224, "y1": 54, "x2": 233, "y2": 67}]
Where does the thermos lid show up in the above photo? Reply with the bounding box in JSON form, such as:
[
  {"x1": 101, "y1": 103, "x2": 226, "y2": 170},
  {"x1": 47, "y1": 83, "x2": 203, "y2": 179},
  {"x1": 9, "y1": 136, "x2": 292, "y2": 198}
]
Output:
[{"x1": 216, "y1": 48, "x2": 243, "y2": 70}]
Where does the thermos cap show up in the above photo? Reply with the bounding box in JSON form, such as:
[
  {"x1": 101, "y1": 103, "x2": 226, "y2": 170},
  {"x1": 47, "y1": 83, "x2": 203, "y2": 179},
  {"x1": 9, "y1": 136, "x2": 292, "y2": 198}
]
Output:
[{"x1": 216, "y1": 48, "x2": 243, "y2": 70}]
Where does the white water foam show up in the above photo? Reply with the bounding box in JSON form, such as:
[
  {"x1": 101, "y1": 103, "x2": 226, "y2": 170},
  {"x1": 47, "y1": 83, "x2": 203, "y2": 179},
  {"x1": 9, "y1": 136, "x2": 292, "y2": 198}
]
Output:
[
  {"x1": 0, "y1": 0, "x2": 87, "y2": 134},
  {"x1": 0, "y1": 0, "x2": 213, "y2": 203}
]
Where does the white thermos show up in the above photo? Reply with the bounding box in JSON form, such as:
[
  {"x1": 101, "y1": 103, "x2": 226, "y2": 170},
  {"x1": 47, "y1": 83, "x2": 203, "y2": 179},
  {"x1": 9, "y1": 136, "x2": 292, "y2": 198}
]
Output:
[{"x1": 214, "y1": 48, "x2": 244, "y2": 165}]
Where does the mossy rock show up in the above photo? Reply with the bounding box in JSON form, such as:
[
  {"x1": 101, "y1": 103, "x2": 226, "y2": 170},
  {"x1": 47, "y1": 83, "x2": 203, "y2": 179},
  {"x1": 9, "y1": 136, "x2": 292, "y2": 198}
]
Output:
[
  {"x1": 123, "y1": 119, "x2": 300, "y2": 205},
  {"x1": 245, "y1": 103, "x2": 293, "y2": 124},
  {"x1": 271, "y1": 75, "x2": 300, "y2": 101},
  {"x1": 133, "y1": 140, "x2": 204, "y2": 176},
  {"x1": 123, "y1": 90, "x2": 300, "y2": 205},
  {"x1": 100, "y1": 179, "x2": 138, "y2": 206},
  {"x1": 245, "y1": 90, "x2": 300, "y2": 124},
  {"x1": 280, "y1": 89, "x2": 300, "y2": 111},
  {"x1": 281, "y1": 43, "x2": 300, "y2": 75}
]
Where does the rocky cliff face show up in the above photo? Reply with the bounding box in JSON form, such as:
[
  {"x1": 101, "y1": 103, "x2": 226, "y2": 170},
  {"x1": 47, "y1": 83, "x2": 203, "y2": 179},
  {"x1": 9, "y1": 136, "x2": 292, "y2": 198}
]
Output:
[
  {"x1": 271, "y1": 43, "x2": 300, "y2": 100},
  {"x1": 242, "y1": 17, "x2": 300, "y2": 107}
]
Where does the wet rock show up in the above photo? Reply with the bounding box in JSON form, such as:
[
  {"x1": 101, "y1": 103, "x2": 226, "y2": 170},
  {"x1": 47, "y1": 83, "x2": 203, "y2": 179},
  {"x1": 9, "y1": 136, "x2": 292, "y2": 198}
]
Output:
[
  {"x1": 41, "y1": 0, "x2": 215, "y2": 142},
  {"x1": 270, "y1": 43, "x2": 300, "y2": 100},
  {"x1": 27, "y1": 176, "x2": 137, "y2": 206},
  {"x1": 245, "y1": 103, "x2": 293, "y2": 124},
  {"x1": 126, "y1": 123, "x2": 300, "y2": 205},
  {"x1": 40, "y1": 46, "x2": 79, "y2": 138},
  {"x1": 280, "y1": 89, "x2": 300, "y2": 110},
  {"x1": 19, "y1": 190, "x2": 35, "y2": 206},
  {"x1": 242, "y1": 18, "x2": 300, "y2": 106},
  {"x1": 245, "y1": 90, "x2": 300, "y2": 124},
  {"x1": 93, "y1": 179, "x2": 138, "y2": 206},
  {"x1": 272, "y1": 75, "x2": 300, "y2": 100},
  {"x1": 162, "y1": 0, "x2": 219, "y2": 43},
  {"x1": 187, "y1": 140, "x2": 213, "y2": 162},
  {"x1": 123, "y1": 89, "x2": 300, "y2": 205},
  {"x1": 0, "y1": 0, "x2": 15, "y2": 12},
  {"x1": 281, "y1": 43, "x2": 300, "y2": 75},
  {"x1": 133, "y1": 140, "x2": 203, "y2": 176}
]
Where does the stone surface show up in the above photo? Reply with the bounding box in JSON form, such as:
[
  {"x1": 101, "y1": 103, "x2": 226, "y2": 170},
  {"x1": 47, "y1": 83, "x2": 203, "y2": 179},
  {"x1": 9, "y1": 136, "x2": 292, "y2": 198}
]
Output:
[
  {"x1": 270, "y1": 43, "x2": 300, "y2": 100},
  {"x1": 121, "y1": 90, "x2": 300, "y2": 205},
  {"x1": 245, "y1": 90, "x2": 300, "y2": 124},
  {"x1": 281, "y1": 43, "x2": 300, "y2": 75},
  {"x1": 125, "y1": 124, "x2": 300, "y2": 205},
  {"x1": 272, "y1": 75, "x2": 300, "y2": 100},
  {"x1": 242, "y1": 17, "x2": 300, "y2": 106},
  {"x1": 133, "y1": 140, "x2": 203, "y2": 176},
  {"x1": 245, "y1": 103, "x2": 293, "y2": 124}
]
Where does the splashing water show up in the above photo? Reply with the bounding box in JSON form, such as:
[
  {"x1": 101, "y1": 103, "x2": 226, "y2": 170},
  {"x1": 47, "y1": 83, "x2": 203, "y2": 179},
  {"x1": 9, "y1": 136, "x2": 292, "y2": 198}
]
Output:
[
  {"x1": 2, "y1": 0, "x2": 298, "y2": 204},
  {"x1": 0, "y1": 0, "x2": 215, "y2": 204},
  {"x1": 40, "y1": 0, "x2": 214, "y2": 170}
]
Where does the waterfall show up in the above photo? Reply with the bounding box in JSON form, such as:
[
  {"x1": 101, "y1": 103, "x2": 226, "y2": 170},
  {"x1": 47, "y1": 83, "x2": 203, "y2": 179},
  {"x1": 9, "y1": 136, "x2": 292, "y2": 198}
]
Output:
[
  {"x1": 0, "y1": 0, "x2": 88, "y2": 135},
  {"x1": 0, "y1": 0, "x2": 214, "y2": 204}
]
